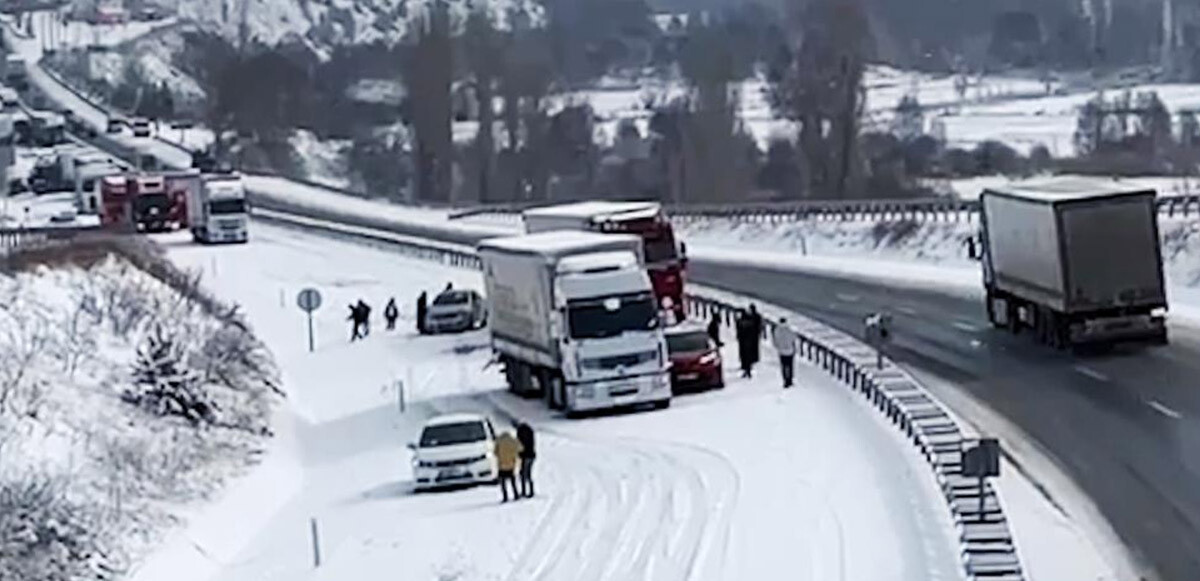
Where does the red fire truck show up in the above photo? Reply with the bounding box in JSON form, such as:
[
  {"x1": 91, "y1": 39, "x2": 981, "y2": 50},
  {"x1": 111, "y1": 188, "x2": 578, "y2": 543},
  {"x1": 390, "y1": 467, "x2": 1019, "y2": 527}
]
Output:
[{"x1": 522, "y1": 201, "x2": 688, "y2": 321}]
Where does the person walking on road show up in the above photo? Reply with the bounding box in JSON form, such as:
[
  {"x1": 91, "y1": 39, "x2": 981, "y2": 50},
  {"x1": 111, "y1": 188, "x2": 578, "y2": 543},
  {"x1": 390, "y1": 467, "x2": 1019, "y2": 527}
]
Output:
[
  {"x1": 357, "y1": 300, "x2": 372, "y2": 338},
  {"x1": 515, "y1": 420, "x2": 536, "y2": 498},
  {"x1": 735, "y1": 308, "x2": 761, "y2": 378},
  {"x1": 494, "y1": 430, "x2": 523, "y2": 503},
  {"x1": 348, "y1": 303, "x2": 364, "y2": 341},
  {"x1": 772, "y1": 317, "x2": 799, "y2": 388},
  {"x1": 416, "y1": 291, "x2": 428, "y2": 335},
  {"x1": 707, "y1": 312, "x2": 723, "y2": 347},
  {"x1": 384, "y1": 298, "x2": 399, "y2": 331}
]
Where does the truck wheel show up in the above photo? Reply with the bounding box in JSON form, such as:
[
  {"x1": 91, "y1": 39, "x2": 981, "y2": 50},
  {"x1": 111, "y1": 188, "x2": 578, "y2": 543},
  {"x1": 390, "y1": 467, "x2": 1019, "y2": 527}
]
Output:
[
  {"x1": 542, "y1": 371, "x2": 565, "y2": 411},
  {"x1": 1007, "y1": 300, "x2": 1021, "y2": 334},
  {"x1": 509, "y1": 361, "x2": 534, "y2": 398}
]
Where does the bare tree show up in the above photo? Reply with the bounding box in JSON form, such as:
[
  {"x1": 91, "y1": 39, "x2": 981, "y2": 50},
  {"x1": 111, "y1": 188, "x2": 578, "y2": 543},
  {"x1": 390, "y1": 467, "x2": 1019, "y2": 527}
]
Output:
[
  {"x1": 770, "y1": 0, "x2": 872, "y2": 199},
  {"x1": 405, "y1": 0, "x2": 455, "y2": 204},
  {"x1": 463, "y1": 8, "x2": 505, "y2": 203}
]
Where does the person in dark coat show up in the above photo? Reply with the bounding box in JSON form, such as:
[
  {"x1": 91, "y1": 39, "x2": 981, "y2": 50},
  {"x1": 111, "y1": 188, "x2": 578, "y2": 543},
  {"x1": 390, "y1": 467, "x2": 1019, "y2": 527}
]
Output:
[
  {"x1": 747, "y1": 304, "x2": 763, "y2": 363},
  {"x1": 514, "y1": 420, "x2": 536, "y2": 498},
  {"x1": 416, "y1": 291, "x2": 428, "y2": 335},
  {"x1": 348, "y1": 304, "x2": 364, "y2": 341},
  {"x1": 729, "y1": 312, "x2": 748, "y2": 379},
  {"x1": 384, "y1": 298, "x2": 399, "y2": 331},
  {"x1": 707, "y1": 312, "x2": 723, "y2": 347},
  {"x1": 357, "y1": 300, "x2": 372, "y2": 337}
]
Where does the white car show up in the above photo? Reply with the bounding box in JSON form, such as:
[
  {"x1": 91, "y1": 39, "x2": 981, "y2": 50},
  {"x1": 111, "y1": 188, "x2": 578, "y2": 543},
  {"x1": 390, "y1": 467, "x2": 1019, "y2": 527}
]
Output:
[{"x1": 409, "y1": 413, "x2": 498, "y2": 490}]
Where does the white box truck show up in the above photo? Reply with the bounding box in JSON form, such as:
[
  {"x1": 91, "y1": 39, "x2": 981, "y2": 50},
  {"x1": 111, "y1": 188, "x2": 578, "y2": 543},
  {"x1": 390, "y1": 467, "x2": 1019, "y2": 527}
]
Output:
[
  {"x1": 478, "y1": 231, "x2": 672, "y2": 415},
  {"x1": 187, "y1": 173, "x2": 249, "y2": 243},
  {"x1": 980, "y1": 178, "x2": 1168, "y2": 347}
]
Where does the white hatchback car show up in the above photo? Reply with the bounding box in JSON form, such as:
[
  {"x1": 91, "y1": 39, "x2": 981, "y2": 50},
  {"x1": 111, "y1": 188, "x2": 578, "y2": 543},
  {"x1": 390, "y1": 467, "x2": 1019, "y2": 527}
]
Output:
[{"x1": 410, "y1": 413, "x2": 498, "y2": 490}]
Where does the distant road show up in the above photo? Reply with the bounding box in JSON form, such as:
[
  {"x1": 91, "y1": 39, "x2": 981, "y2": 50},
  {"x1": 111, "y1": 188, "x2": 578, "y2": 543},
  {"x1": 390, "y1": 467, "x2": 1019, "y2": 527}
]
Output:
[{"x1": 690, "y1": 259, "x2": 1200, "y2": 581}]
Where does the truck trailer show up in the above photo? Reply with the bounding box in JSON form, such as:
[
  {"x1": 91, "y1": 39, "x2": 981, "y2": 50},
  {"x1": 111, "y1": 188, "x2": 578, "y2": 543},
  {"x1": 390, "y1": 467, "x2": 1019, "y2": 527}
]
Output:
[
  {"x1": 478, "y1": 231, "x2": 672, "y2": 415},
  {"x1": 980, "y1": 179, "x2": 1168, "y2": 347},
  {"x1": 186, "y1": 173, "x2": 249, "y2": 243},
  {"x1": 523, "y1": 201, "x2": 688, "y2": 321}
]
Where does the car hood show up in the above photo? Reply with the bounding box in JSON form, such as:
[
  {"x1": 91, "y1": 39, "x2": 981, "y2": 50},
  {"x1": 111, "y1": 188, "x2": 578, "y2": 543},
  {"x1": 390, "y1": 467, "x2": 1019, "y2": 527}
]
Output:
[{"x1": 414, "y1": 441, "x2": 491, "y2": 462}]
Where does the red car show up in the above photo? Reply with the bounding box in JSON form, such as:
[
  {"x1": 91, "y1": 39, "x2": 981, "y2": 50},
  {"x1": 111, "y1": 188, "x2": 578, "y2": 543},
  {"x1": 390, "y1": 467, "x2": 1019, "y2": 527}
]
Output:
[{"x1": 665, "y1": 323, "x2": 723, "y2": 393}]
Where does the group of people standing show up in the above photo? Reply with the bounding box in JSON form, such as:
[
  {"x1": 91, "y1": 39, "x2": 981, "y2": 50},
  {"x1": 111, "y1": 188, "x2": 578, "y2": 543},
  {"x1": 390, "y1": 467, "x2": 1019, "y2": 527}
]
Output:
[
  {"x1": 708, "y1": 304, "x2": 799, "y2": 388},
  {"x1": 348, "y1": 282, "x2": 457, "y2": 341},
  {"x1": 493, "y1": 420, "x2": 537, "y2": 503}
]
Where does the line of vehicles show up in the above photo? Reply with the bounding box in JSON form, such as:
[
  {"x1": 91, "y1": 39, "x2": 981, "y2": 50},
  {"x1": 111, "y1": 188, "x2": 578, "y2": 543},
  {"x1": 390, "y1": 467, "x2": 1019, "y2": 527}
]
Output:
[{"x1": 24, "y1": 144, "x2": 249, "y2": 243}]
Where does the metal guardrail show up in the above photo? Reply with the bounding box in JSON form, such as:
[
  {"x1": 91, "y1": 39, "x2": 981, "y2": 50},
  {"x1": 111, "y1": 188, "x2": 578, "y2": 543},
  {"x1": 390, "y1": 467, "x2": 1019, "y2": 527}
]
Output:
[
  {"x1": 450, "y1": 194, "x2": 1200, "y2": 224},
  {"x1": 253, "y1": 204, "x2": 1026, "y2": 581}
]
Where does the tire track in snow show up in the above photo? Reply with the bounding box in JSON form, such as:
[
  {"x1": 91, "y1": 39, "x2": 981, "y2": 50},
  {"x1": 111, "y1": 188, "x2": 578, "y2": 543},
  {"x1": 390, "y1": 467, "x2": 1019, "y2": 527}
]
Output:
[{"x1": 477, "y1": 392, "x2": 734, "y2": 581}]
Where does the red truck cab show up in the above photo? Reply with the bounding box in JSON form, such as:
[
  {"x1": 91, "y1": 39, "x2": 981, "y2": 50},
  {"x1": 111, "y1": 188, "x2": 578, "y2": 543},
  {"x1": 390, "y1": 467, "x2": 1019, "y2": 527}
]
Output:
[
  {"x1": 523, "y1": 201, "x2": 688, "y2": 321},
  {"x1": 128, "y1": 175, "x2": 174, "y2": 232},
  {"x1": 98, "y1": 175, "x2": 131, "y2": 228}
]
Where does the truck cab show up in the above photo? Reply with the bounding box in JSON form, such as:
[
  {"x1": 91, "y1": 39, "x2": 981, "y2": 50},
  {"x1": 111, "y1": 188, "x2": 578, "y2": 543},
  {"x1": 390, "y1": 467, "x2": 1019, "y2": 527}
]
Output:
[
  {"x1": 129, "y1": 175, "x2": 174, "y2": 232},
  {"x1": 479, "y1": 231, "x2": 672, "y2": 416},
  {"x1": 523, "y1": 201, "x2": 688, "y2": 322},
  {"x1": 188, "y1": 174, "x2": 249, "y2": 243}
]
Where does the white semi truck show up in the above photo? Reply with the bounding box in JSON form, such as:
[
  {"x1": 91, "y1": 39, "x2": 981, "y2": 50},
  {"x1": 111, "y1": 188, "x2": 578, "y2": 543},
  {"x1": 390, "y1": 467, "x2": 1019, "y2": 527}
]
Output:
[
  {"x1": 478, "y1": 231, "x2": 672, "y2": 415},
  {"x1": 980, "y1": 178, "x2": 1168, "y2": 347},
  {"x1": 186, "y1": 173, "x2": 249, "y2": 243}
]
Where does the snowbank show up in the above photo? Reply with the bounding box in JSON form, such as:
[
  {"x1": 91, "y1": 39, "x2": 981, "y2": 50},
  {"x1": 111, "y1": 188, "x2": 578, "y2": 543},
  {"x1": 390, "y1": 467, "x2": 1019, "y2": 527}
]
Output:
[{"x1": 0, "y1": 253, "x2": 279, "y2": 580}]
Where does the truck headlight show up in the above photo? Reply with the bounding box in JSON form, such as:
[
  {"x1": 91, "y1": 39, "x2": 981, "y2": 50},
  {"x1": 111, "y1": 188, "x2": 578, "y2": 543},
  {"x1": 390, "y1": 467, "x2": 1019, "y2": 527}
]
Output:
[{"x1": 576, "y1": 384, "x2": 595, "y2": 398}]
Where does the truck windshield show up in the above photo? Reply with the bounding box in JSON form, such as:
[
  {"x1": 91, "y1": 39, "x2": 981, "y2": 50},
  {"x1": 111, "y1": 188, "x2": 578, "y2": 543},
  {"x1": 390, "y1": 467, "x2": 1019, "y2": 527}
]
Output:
[
  {"x1": 132, "y1": 193, "x2": 170, "y2": 215},
  {"x1": 567, "y1": 292, "x2": 659, "y2": 339},
  {"x1": 419, "y1": 422, "x2": 486, "y2": 447},
  {"x1": 209, "y1": 199, "x2": 246, "y2": 214},
  {"x1": 643, "y1": 237, "x2": 679, "y2": 264}
]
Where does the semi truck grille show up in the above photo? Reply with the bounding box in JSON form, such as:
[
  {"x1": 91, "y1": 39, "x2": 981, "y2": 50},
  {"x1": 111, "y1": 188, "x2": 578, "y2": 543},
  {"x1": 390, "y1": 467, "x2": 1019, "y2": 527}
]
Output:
[{"x1": 583, "y1": 350, "x2": 657, "y2": 370}]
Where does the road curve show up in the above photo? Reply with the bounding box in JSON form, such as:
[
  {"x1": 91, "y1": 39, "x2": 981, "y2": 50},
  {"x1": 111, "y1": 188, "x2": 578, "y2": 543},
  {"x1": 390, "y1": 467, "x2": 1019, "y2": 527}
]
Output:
[{"x1": 689, "y1": 259, "x2": 1200, "y2": 581}]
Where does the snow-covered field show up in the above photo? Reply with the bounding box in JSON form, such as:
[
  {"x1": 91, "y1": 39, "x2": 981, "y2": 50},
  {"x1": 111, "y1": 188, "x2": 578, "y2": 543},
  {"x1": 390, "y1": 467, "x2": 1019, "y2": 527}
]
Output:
[
  {"x1": 0, "y1": 254, "x2": 277, "y2": 580},
  {"x1": 142, "y1": 220, "x2": 989, "y2": 581}
]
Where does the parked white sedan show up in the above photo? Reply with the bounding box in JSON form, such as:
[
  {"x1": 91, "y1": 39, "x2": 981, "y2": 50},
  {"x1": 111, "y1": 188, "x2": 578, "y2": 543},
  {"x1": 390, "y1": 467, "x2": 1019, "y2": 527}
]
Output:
[{"x1": 409, "y1": 413, "x2": 498, "y2": 490}]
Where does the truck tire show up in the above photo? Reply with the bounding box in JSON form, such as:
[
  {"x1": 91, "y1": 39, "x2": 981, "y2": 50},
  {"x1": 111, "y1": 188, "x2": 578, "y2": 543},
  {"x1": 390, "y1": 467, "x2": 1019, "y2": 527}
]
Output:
[
  {"x1": 1007, "y1": 299, "x2": 1021, "y2": 334},
  {"x1": 508, "y1": 360, "x2": 535, "y2": 398},
  {"x1": 985, "y1": 289, "x2": 1004, "y2": 329},
  {"x1": 541, "y1": 370, "x2": 565, "y2": 411}
]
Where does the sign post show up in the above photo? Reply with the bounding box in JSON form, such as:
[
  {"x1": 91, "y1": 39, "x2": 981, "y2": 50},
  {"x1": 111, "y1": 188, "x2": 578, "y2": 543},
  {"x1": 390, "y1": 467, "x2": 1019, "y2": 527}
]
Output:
[{"x1": 296, "y1": 288, "x2": 322, "y2": 352}]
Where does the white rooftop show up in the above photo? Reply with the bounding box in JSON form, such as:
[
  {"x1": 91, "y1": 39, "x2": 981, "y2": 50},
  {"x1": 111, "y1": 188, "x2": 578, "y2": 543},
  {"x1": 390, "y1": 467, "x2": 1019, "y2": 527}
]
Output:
[
  {"x1": 478, "y1": 230, "x2": 642, "y2": 258},
  {"x1": 986, "y1": 178, "x2": 1155, "y2": 203},
  {"x1": 523, "y1": 201, "x2": 662, "y2": 220},
  {"x1": 556, "y1": 250, "x2": 639, "y2": 274},
  {"x1": 425, "y1": 413, "x2": 487, "y2": 427}
]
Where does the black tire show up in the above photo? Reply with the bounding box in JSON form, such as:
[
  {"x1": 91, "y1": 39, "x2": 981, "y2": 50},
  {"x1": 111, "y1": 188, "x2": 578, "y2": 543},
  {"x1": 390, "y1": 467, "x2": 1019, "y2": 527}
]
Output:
[
  {"x1": 1007, "y1": 299, "x2": 1021, "y2": 335},
  {"x1": 542, "y1": 371, "x2": 565, "y2": 411},
  {"x1": 509, "y1": 360, "x2": 534, "y2": 397}
]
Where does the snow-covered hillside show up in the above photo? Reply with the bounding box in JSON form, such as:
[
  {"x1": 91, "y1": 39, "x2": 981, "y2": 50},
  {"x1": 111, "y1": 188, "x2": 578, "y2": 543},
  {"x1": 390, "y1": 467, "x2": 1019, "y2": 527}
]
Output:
[
  {"x1": 146, "y1": 0, "x2": 543, "y2": 50},
  {"x1": 0, "y1": 254, "x2": 279, "y2": 580}
]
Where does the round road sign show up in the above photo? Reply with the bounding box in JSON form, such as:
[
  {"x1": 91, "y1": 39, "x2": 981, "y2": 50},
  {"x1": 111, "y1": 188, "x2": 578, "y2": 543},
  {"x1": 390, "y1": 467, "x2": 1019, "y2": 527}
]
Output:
[{"x1": 297, "y1": 288, "x2": 322, "y2": 313}]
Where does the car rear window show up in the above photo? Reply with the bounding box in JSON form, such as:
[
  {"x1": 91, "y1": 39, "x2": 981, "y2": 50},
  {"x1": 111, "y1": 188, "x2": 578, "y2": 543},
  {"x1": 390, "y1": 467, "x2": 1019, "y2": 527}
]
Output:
[
  {"x1": 420, "y1": 421, "x2": 486, "y2": 447},
  {"x1": 433, "y1": 291, "x2": 470, "y2": 305},
  {"x1": 667, "y1": 331, "x2": 710, "y2": 354}
]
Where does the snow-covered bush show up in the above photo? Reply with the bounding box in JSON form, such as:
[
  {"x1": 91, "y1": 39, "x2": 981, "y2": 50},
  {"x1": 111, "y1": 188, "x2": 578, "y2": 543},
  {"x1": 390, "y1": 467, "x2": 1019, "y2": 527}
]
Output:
[
  {"x1": 125, "y1": 324, "x2": 213, "y2": 426},
  {"x1": 0, "y1": 474, "x2": 115, "y2": 581}
]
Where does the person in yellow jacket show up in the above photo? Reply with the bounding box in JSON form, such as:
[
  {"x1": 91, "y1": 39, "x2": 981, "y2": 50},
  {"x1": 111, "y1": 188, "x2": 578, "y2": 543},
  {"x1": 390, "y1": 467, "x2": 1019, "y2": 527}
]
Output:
[{"x1": 494, "y1": 431, "x2": 524, "y2": 502}]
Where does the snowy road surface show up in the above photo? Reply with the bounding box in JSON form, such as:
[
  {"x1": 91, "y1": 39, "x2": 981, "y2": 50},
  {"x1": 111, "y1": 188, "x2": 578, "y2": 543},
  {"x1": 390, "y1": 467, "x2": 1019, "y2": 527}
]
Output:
[{"x1": 154, "y1": 221, "x2": 965, "y2": 581}]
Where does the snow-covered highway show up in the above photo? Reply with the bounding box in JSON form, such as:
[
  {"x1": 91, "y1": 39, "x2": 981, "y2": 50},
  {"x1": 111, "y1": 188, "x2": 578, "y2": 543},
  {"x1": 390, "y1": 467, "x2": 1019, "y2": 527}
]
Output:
[{"x1": 142, "y1": 221, "x2": 973, "y2": 581}]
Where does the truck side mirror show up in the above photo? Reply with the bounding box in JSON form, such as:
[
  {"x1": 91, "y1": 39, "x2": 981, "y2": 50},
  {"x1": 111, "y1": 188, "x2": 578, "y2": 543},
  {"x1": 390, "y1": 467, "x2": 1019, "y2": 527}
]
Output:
[{"x1": 406, "y1": 442, "x2": 417, "y2": 450}]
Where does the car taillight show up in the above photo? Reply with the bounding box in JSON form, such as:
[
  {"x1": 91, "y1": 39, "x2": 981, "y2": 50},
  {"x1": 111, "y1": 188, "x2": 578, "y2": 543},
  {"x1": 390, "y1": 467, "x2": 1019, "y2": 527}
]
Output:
[{"x1": 698, "y1": 352, "x2": 719, "y2": 365}]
